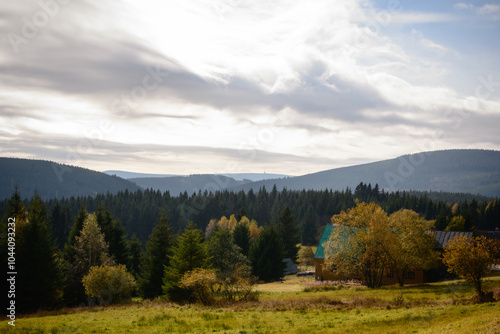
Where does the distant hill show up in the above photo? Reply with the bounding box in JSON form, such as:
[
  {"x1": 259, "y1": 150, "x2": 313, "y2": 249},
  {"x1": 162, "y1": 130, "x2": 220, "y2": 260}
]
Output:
[
  {"x1": 0, "y1": 158, "x2": 140, "y2": 200},
  {"x1": 230, "y1": 149, "x2": 500, "y2": 197},
  {"x1": 130, "y1": 174, "x2": 253, "y2": 195},
  {"x1": 105, "y1": 170, "x2": 290, "y2": 182},
  {"x1": 103, "y1": 170, "x2": 178, "y2": 179}
]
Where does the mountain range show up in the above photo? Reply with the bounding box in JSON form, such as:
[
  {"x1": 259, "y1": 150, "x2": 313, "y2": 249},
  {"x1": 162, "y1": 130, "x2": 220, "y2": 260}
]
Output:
[{"x1": 1, "y1": 149, "x2": 499, "y2": 200}]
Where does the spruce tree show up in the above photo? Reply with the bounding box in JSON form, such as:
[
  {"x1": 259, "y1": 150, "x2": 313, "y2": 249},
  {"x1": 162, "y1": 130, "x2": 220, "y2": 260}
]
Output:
[
  {"x1": 278, "y1": 205, "x2": 300, "y2": 262},
  {"x1": 233, "y1": 222, "x2": 251, "y2": 256},
  {"x1": 207, "y1": 229, "x2": 249, "y2": 279},
  {"x1": 162, "y1": 222, "x2": 209, "y2": 302},
  {"x1": 249, "y1": 225, "x2": 284, "y2": 282},
  {"x1": 62, "y1": 205, "x2": 88, "y2": 306},
  {"x1": 301, "y1": 205, "x2": 318, "y2": 246},
  {"x1": 16, "y1": 194, "x2": 62, "y2": 312},
  {"x1": 138, "y1": 214, "x2": 174, "y2": 299},
  {"x1": 96, "y1": 204, "x2": 129, "y2": 265}
]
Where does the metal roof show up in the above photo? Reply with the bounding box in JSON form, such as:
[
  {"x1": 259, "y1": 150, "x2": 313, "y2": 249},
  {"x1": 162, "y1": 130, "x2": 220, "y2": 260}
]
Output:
[{"x1": 433, "y1": 231, "x2": 473, "y2": 249}]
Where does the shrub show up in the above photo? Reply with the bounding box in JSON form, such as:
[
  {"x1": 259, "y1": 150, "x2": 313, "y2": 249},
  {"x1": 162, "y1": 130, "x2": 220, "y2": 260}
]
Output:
[{"x1": 82, "y1": 264, "x2": 136, "y2": 305}]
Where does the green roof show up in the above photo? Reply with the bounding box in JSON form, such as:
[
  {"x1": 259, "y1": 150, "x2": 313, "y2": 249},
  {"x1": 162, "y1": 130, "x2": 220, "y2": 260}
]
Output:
[{"x1": 314, "y1": 225, "x2": 334, "y2": 259}]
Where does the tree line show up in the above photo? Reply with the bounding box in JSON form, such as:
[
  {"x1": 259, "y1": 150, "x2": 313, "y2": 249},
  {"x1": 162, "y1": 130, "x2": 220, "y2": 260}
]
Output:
[
  {"x1": 1, "y1": 190, "x2": 301, "y2": 312},
  {"x1": 1, "y1": 182, "x2": 498, "y2": 251}
]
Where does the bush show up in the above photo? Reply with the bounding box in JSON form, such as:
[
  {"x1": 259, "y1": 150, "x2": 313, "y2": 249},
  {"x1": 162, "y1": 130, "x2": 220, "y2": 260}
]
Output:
[
  {"x1": 179, "y1": 268, "x2": 218, "y2": 305},
  {"x1": 82, "y1": 264, "x2": 136, "y2": 305}
]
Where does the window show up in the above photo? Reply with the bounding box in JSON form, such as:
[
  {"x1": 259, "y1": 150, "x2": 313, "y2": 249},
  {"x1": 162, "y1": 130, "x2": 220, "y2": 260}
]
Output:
[{"x1": 404, "y1": 271, "x2": 415, "y2": 280}]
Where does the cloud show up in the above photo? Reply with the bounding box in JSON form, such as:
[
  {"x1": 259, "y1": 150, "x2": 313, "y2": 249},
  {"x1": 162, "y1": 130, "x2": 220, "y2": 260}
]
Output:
[
  {"x1": 454, "y1": 3, "x2": 500, "y2": 19},
  {"x1": 1, "y1": 0, "x2": 498, "y2": 175}
]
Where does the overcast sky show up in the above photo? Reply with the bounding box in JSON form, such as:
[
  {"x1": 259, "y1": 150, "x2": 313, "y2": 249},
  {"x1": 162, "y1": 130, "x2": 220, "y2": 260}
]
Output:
[{"x1": 1, "y1": 0, "x2": 499, "y2": 175}]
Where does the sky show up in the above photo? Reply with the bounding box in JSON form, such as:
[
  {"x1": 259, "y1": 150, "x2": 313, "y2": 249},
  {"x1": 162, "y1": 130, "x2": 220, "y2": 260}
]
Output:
[{"x1": 1, "y1": 0, "x2": 500, "y2": 176}]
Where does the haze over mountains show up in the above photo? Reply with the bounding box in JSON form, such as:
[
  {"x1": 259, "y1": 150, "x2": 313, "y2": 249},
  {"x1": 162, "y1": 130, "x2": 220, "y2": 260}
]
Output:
[{"x1": 1, "y1": 149, "x2": 499, "y2": 200}]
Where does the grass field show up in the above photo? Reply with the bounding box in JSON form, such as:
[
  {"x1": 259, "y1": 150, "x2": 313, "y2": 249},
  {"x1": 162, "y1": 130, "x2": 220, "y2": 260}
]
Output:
[{"x1": 2, "y1": 277, "x2": 500, "y2": 333}]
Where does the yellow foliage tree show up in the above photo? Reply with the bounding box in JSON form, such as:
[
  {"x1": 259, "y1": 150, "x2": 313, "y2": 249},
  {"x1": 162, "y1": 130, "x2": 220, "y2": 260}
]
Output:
[{"x1": 443, "y1": 235, "x2": 498, "y2": 301}]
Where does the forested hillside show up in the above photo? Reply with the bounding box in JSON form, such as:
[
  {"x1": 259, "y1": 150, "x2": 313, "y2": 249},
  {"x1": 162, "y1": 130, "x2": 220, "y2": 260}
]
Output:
[
  {"x1": 130, "y1": 174, "x2": 252, "y2": 195},
  {"x1": 0, "y1": 158, "x2": 139, "y2": 200},
  {"x1": 233, "y1": 150, "x2": 500, "y2": 197}
]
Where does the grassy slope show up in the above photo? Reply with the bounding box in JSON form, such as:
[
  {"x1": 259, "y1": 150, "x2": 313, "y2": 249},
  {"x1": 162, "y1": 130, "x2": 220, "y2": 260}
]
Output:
[{"x1": 2, "y1": 277, "x2": 500, "y2": 334}]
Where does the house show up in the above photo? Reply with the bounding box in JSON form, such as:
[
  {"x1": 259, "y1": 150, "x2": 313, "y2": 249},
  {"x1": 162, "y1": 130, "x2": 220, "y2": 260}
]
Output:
[
  {"x1": 314, "y1": 225, "x2": 474, "y2": 284},
  {"x1": 282, "y1": 258, "x2": 299, "y2": 276}
]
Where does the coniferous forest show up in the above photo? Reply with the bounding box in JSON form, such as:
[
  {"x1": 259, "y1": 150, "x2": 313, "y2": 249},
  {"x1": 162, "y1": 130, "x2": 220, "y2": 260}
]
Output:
[{"x1": 1, "y1": 183, "x2": 500, "y2": 312}]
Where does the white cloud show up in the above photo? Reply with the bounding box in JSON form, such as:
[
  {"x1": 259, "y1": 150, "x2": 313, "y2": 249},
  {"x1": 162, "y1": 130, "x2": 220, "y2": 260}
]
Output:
[
  {"x1": 0, "y1": 0, "x2": 498, "y2": 174},
  {"x1": 454, "y1": 3, "x2": 500, "y2": 19}
]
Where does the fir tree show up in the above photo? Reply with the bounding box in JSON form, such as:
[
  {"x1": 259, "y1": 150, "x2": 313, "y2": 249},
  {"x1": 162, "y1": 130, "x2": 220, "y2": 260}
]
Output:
[
  {"x1": 16, "y1": 194, "x2": 62, "y2": 312},
  {"x1": 278, "y1": 205, "x2": 300, "y2": 262},
  {"x1": 162, "y1": 222, "x2": 209, "y2": 302},
  {"x1": 138, "y1": 214, "x2": 174, "y2": 299},
  {"x1": 249, "y1": 224, "x2": 285, "y2": 282}
]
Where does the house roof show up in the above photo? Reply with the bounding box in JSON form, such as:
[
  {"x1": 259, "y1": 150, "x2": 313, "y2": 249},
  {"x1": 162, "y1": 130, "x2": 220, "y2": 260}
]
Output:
[
  {"x1": 314, "y1": 225, "x2": 333, "y2": 259},
  {"x1": 434, "y1": 231, "x2": 473, "y2": 249}
]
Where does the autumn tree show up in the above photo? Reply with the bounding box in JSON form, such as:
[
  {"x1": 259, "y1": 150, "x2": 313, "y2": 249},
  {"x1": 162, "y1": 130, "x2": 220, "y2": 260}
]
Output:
[
  {"x1": 387, "y1": 209, "x2": 439, "y2": 286},
  {"x1": 298, "y1": 246, "x2": 315, "y2": 269},
  {"x1": 324, "y1": 202, "x2": 391, "y2": 288},
  {"x1": 82, "y1": 264, "x2": 136, "y2": 305},
  {"x1": 443, "y1": 235, "x2": 498, "y2": 302}
]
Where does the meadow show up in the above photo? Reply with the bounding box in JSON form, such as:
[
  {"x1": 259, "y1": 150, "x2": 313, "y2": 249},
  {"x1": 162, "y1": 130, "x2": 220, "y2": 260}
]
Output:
[{"x1": 2, "y1": 276, "x2": 500, "y2": 334}]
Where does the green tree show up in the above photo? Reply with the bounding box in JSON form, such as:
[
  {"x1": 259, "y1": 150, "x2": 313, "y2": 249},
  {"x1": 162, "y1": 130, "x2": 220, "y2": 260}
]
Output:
[
  {"x1": 13, "y1": 194, "x2": 62, "y2": 312},
  {"x1": 138, "y1": 214, "x2": 174, "y2": 299},
  {"x1": 96, "y1": 204, "x2": 129, "y2": 265},
  {"x1": 301, "y1": 205, "x2": 318, "y2": 246},
  {"x1": 278, "y1": 205, "x2": 300, "y2": 262},
  {"x1": 126, "y1": 234, "x2": 144, "y2": 279},
  {"x1": 82, "y1": 264, "x2": 136, "y2": 305},
  {"x1": 249, "y1": 225, "x2": 285, "y2": 282},
  {"x1": 49, "y1": 202, "x2": 71, "y2": 250},
  {"x1": 62, "y1": 205, "x2": 88, "y2": 306},
  {"x1": 443, "y1": 235, "x2": 498, "y2": 302},
  {"x1": 162, "y1": 222, "x2": 209, "y2": 302},
  {"x1": 233, "y1": 221, "x2": 251, "y2": 256},
  {"x1": 207, "y1": 229, "x2": 250, "y2": 279}
]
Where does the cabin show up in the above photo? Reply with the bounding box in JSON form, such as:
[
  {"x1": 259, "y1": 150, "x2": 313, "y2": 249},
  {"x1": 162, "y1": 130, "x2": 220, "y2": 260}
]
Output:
[{"x1": 314, "y1": 225, "x2": 474, "y2": 285}]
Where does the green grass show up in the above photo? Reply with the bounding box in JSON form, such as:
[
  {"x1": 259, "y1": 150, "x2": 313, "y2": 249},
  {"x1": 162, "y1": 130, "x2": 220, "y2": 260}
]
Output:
[{"x1": 2, "y1": 277, "x2": 500, "y2": 334}]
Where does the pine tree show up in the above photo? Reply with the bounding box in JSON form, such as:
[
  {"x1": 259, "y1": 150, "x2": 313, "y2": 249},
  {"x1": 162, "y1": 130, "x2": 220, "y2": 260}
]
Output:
[
  {"x1": 96, "y1": 204, "x2": 129, "y2": 265},
  {"x1": 207, "y1": 229, "x2": 249, "y2": 279},
  {"x1": 162, "y1": 222, "x2": 209, "y2": 302},
  {"x1": 50, "y1": 203, "x2": 71, "y2": 250},
  {"x1": 301, "y1": 205, "x2": 318, "y2": 246},
  {"x1": 16, "y1": 194, "x2": 62, "y2": 312},
  {"x1": 249, "y1": 224, "x2": 285, "y2": 282},
  {"x1": 126, "y1": 234, "x2": 144, "y2": 279},
  {"x1": 233, "y1": 222, "x2": 250, "y2": 256},
  {"x1": 278, "y1": 205, "x2": 300, "y2": 262},
  {"x1": 138, "y1": 214, "x2": 174, "y2": 299},
  {"x1": 62, "y1": 205, "x2": 88, "y2": 306}
]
